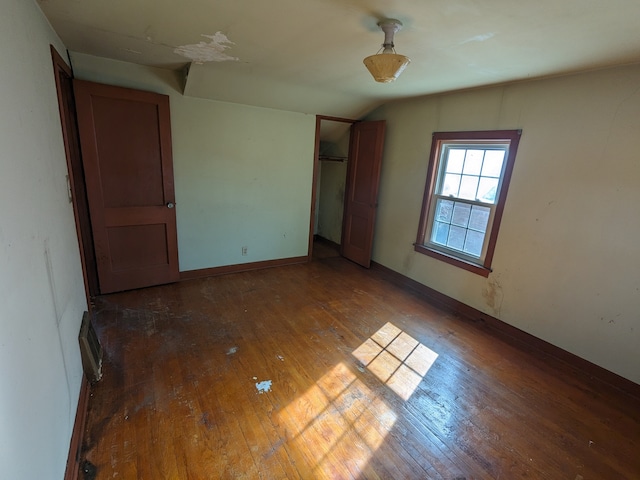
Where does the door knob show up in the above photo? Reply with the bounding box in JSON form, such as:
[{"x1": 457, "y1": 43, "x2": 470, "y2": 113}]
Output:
[{"x1": 167, "y1": 202, "x2": 175, "y2": 209}]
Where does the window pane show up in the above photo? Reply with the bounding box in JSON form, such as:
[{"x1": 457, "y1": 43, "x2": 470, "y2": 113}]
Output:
[
  {"x1": 477, "y1": 177, "x2": 499, "y2": 203},
  {"x1": 432, "y1": 221, "x2": 450, "y2": 245},
  {"x1": 447, "y1": 225, "x2": 466, "y2": 250},
  {"x1": 463, "y1": 150, "x2": 484, "y2": 175},
  {"x1": 481, "y1": 150, "x2": 505, "y2": 177},
  {"x1": 418, "y1": 131, "x2": 520, "y2": 273},
  {"x1": 469, "y1": 205, "x2": 490, "y2": 233},
  {"x1": 446, "y1": 149, "x2": 465, "y2": 173},
  {"x1": 463, "y1": 229, "x2": 485, "y2": 257},
  {"x1": 435, "y1": 199, "x2": 453, "y2": 222},
  {"x1": 441, "y1": 173, "x2": 461, "y2": 196},
  {"x1": 459, "y1": 175, "x2": 479, "y2": 200},
  {"x1": 451, "y1": 202, "x2": 470, "y2": 227}
]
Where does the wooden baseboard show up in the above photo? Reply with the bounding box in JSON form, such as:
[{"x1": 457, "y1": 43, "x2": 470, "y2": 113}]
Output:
[
  {"x1": 64, "y1": 374, "x2": 90, "y2": 480},
  {"x1": 371, "y1": 261, "x2": 640, "y2": 401},
  {"x1": 179, "y1": 255, "x2": 308, "y2": 281}
]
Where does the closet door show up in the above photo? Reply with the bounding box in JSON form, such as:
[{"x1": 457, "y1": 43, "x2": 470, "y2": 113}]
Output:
[{"x1": 341, "y1": 120, "x2": 386, "y2": 268}]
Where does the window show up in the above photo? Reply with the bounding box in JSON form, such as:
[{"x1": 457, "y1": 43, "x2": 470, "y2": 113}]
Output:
[{"x1": 415, "y1": 130, "x2": 521, "y2": 277}]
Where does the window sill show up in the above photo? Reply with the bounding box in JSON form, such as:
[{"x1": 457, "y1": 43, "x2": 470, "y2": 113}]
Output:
[{"x1": 414, "y1": 244, "x2": 491, "y2": 277}]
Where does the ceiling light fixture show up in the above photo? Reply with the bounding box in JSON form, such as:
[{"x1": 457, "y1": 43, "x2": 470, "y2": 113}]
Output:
[{"x1": 363, "y1": 19, "x2": 411, "y2": 83}]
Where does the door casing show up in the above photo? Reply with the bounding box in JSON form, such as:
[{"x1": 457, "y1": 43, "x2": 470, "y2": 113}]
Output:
[
  {"x1": 50, "y1": 46, "x2": 98, "y2": 299},
  {"x1": 310, "y1": 116, "x2": 386, "y2": 267}
]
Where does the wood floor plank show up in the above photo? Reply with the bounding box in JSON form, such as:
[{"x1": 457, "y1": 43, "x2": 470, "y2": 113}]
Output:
[
  {"x1": 79, "y1": 244, "x2": 640, "y2": 479},
  {"x1": 235, "y1": 305, "x2": 377, "y2": 479}
]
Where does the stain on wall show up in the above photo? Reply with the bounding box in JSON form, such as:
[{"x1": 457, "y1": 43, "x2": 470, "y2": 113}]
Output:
[{"x1": 482, "y1": 276, "x2": 504, "y2": 317}]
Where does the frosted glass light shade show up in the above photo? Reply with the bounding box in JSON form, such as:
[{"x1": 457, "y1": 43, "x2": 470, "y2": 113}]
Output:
[{"x1": 363, "y1": 53, "x2": 411, "y2": 83}]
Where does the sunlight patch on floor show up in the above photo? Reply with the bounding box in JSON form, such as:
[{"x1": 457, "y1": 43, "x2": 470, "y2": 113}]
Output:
[
  {"x1": 353, "y1": 322, "x2": 438, "y2": 400},
  {"x1": 277, "y1": 323, "x2": 436, "y2": 477},
  {"x1": 278, "y1": 362, "x2": 397, "y2": 478}
]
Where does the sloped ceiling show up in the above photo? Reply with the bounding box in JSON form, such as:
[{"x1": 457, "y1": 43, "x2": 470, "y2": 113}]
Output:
[{"x1": 39, "y1": 0, "x2": 640, "y2": 119}]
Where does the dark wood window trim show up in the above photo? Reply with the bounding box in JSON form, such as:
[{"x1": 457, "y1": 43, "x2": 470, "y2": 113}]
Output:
[{"x1": 415, "y1": 130, "x2": 521, "y2": 277}]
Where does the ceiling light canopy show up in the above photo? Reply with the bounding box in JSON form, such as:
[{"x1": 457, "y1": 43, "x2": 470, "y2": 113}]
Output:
[{"x1": 363, "y1": 19, "x2": 411, "y2": 83}]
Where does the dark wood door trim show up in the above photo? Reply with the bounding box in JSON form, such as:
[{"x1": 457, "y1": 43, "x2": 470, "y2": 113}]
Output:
[
  {"x1": 309, "y1": 115, "x2": 356, "y2": 259},
  {"x1": 50, "y1": 45, "x2": 98, "y2": 299}
]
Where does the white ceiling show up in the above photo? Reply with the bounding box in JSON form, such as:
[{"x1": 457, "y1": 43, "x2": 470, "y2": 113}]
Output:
[{"x1": 39, "y1": 0, "x2": 640, "y2": 120}]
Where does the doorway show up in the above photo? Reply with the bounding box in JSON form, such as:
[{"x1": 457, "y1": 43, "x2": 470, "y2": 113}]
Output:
[
  {"x1": 309, "y1": 116, "x2": 386, "y2": 267},
  {"x1": 313, "y1": 117, "x2": 354, "y2": 253}
]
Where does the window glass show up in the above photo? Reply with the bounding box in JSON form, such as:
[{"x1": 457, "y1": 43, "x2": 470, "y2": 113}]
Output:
[{"x1": 415, "y1": 130, "x2": 521, "y2": 276}]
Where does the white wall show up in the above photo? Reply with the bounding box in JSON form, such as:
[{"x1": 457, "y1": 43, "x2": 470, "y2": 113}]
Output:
[
  {"x1": 0, "y1": 1, "x2": 88, "y2": 479},
  {"x1": 71, "y1": 54, "x2": 316, "y2": 272},
  {"x1": 367, "y1": 64, "x2": 640, "y2": 384},
  {"x1": 317, "y1": 159, "x2": 347, "y2": 243},
  {"x1": 317, "y1": 133, "x2": 350, "y2": 244}
]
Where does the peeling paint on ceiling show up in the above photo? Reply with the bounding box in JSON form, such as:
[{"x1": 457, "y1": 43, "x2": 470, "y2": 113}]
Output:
[
  {"x1": 459, "y1": 33, "x2": 496, "y2": 45},
  {"x1": 174, "y1": 32, "x2": 239, "y2": 64}
]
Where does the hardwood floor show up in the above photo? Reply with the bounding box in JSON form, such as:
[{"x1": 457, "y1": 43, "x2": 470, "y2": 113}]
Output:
[{"x1": 80, "y1": 248, "x2": 640, "y2": 479}]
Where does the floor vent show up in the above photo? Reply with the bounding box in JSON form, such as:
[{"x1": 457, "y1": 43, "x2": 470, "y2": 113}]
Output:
[{"x1": 79, "y1": 311, "x2": 103, "y2": 383}]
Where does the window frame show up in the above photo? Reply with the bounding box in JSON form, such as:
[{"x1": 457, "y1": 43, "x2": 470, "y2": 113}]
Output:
[{"x1": 415, "y1": 130, "x2": 521, "y2": 277}]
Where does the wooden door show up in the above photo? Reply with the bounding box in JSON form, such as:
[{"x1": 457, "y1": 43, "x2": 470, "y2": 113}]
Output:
[
  {"x1": 341, "y1": 120, "x2": 386, "y2": 267},
  {"x1": 74, "y1": 80, "x2": 179, "y2": 294}
]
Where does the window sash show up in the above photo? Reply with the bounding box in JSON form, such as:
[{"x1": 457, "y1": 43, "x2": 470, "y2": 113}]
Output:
[
  {"x1": 426, "y1": 143, "x2": 508, "y2": 262},
  {"x1": 425, "y1": 194, "x2": 497, "y2": 263},
  {"x1": 435, "y1": 144, "x2": 509, "y2": 203},
  {"x1": 415, "y1": 130, "x2": 521, "y2": 277}
]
